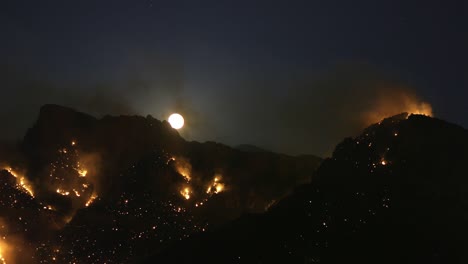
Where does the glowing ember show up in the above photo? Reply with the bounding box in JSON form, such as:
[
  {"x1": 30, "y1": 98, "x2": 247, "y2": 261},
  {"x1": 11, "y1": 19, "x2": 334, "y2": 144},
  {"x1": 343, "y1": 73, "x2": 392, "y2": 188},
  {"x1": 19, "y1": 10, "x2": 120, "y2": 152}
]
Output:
[
  {"x1": 180, "y1": 187, "x2": 191, "y2": 200},
  {"x1": 381, "y1": 160, "x2": 387, "y2": 166},
  {"x1": 85, "y1": 194, "x2": 97, "y2": 207},
  {"x1": 3, "y1": 167, "x2": 35, "y2": 197},
  {"x1": 71, "y1": 141, "x2": 76, "y2": 146},
  {"x1": 0, "y1": 249, "x2": 5, "y2": 264},
  {"x1": 172, "y1": 157, "x2": 192, "y2": 182},
  {"x1": 215, "y1": 183, "x2": 224, "y2": 193},
  {"x1": 56, "y1": 188, "x2": 70, "y2": 196},
  {"x1": 73, "y1": 189, "x2": 81, "y2": 197},
  {"x1": 206, "y1": 175, "x2": 226, "y2": 195},
  {"x1": 43, "y1": 205, "x2": 55, "y2": 211},
  {"x1": 77, "y1": 169, "x2": 88, "y2": 177},
  {"x1": 0, "y1": 241, "x2": 7, "y2": 264},
  {"x1": 18, "y1": 177, "x2": 34, "y2": 197}
]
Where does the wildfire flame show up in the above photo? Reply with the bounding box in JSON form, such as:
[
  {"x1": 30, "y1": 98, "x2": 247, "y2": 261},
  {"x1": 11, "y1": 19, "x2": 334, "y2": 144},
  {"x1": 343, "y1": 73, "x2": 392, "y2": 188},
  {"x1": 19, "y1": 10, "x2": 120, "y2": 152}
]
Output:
[
  {"x1": 180, "y1": 187, "x2": 191, "y2": 200},
  {"x1": 172, "y1": 157, "x2": 192, "y2": 182},
  {"x1": 0, "y1": 250, "x2": 5, "y2": 264},
  {"x1": 2, "y1": 167, "x2": 35, "y2": 198},
  {"x1": 50, "y1": 142, "x2": 100, "y2": 210},
  {"x1": 0, "y1": 240, "x2": 8, "y2": 264},
  {"x1": 73, "y1": 189, "x2": 81, "y2": 197},
  {"x1": 206, "y1": 175, "x2": 225, "y2": 195},
  {"x1": 77, "y1": 169, "x2": 87, "y2": 177},
  {"x1": 56, "y1": 188, "x2": 70, "y2": 196},
  {"x1": 85, "y1": 194, "x2": 97, "y2": 207},
  {"x1": 363, "y1": 89, "x2": 433, "y2": 126}
]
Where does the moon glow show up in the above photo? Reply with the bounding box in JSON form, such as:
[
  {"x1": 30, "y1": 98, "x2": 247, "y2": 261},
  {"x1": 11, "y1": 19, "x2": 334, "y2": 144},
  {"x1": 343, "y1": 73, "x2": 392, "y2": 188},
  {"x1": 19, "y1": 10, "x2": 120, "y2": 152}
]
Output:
[{"x1": 168, "y1": 113, "x2": 184, "y2": 129}]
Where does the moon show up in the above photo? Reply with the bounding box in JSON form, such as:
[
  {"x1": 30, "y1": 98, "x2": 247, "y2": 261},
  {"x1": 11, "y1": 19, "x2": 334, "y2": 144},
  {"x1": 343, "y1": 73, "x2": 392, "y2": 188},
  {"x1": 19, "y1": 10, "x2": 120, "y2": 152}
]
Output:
[{"x1": 168, "y1": 113, "x2": 184, "y2": 129}]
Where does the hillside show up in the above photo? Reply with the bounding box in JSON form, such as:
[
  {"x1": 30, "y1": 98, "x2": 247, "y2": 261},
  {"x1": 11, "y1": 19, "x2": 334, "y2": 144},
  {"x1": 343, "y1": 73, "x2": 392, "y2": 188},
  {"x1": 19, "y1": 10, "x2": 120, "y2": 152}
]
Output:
[
  {"x1": 0, "y1": 104, "x2": 321, "y2": 263},
  {"x1": 149, "y1": 113, "x2": 468, "y2": 263}
]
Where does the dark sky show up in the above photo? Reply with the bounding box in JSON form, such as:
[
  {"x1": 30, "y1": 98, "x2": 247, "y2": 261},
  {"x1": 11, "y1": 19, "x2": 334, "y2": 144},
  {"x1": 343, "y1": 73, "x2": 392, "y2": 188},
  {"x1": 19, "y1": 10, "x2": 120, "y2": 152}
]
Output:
[{"x1": 1, "y1": 0, "x2": 466, "y2": 156}]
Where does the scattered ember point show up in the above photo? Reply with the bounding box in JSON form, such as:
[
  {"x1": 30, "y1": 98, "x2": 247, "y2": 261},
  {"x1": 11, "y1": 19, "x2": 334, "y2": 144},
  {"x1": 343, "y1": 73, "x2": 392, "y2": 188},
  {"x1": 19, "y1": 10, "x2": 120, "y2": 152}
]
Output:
[
  {"x1": 44, "y1": 205, "x2": 55, "y2": 211},
  {"x1": 381, "y1": 160, "x2": 387, "y2": 166}
]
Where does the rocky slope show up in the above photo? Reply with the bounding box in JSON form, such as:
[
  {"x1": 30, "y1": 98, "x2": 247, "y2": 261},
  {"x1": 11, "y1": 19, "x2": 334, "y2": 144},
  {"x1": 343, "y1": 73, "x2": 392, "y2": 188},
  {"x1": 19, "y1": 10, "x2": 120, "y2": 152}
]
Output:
[{"x1": 149, "y1": 113, "x2": 468, "y2": 263}]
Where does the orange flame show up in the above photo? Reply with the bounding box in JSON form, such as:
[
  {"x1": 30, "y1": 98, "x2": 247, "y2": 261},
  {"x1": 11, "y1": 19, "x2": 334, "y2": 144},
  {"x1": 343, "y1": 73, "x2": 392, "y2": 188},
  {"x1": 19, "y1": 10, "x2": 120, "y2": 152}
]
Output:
[
  {"x1": 363, "y1": 88, "x2": 433, "y2": 126},
  {"x1": 2, "y1": 167, "x2": 34, "y2": 198}
]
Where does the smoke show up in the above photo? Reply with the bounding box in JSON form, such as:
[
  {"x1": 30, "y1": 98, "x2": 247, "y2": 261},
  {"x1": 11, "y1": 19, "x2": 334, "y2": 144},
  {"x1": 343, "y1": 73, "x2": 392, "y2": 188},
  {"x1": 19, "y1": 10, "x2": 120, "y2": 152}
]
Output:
[
  {"x1": 0, "y1": 52, "x2": 195, "y2": 140},
  {"x1": 0, "y1": 61, "x2": 433, "y2": 157},
  {"x1": 198, "y1": 63, "x2": 433, "y2": 156},
  {"x1": 0, "y1": 218, "x2": 37, "y2": 264},
  {"x1": 362, "y1": 87, "x2": 433, "y2": 125},
  {"x1": 0, "y1": 63, "x2": 133, "y2": 140}
]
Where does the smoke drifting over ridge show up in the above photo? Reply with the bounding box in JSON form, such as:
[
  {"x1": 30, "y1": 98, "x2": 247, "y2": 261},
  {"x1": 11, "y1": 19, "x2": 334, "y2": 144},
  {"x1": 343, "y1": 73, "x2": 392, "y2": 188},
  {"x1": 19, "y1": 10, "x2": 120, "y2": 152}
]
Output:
[
  {"x1": 0, "y1": 62, "x2": 432, "y2": 156},
  {"x1": 202, "y1": 63, "x2": 433, "y2": 156}
]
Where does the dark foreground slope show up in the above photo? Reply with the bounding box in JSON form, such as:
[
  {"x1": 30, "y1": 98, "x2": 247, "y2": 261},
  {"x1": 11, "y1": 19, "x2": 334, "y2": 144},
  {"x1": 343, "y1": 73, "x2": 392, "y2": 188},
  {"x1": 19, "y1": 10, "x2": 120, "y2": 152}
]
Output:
[
  {"x1": 21, "y1": 104, "x2": 320, "y2": 216},
  {"x1": 149, "y1": 113, "x2": 468, "y2": 264},
  {"x1": 0, "y1": 104, "x2": 321, "y2": 263}
]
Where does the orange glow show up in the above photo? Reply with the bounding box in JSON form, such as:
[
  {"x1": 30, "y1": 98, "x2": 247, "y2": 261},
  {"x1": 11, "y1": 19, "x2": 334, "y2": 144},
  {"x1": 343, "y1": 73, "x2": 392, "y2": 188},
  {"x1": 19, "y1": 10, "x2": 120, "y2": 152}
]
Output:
[
  {"x1": 363, "y1": 88, "x2": 433, "y2": 126},
  {"x1": 180, "y1": 187, "x2": 191, "y2": 200},
  {"x1": 56, "y1": 188, "x2": 70, "y2": 196},
  {"x1": 215, "y1": 183, "x2": 224, "y2": 194},
  {"x1": 0, "y1": 249, "x2": 5, "y2": 264},
  {"x1": 206, "y1": 175, "x2": 226, "y2": 194},
  {"x1": 172, "y1": 157, "x2": 192, "y2": 182},
  {"x1": 85, "y1": 194, "x2": 98, "y2": 207},
  {"x1": 0, "y1": 240, "x2": 9, "y2": 264},
  {"x1": 43, "y1": 205, "x2": 55, "y2": 211},
  {"x1": 77, "y1": 169, "x2": 88, "y2": 177},
  {"x1": 3, "y1": 167, "x2": 35, "y2": 197},
  {"x1": 73, "y1": 189, "x2": 81, "y2": 197}
]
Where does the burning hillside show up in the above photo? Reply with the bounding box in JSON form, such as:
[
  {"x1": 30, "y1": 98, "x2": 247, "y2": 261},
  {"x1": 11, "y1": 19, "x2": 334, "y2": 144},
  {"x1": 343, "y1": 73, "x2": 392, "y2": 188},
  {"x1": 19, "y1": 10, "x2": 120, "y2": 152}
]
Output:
[{"x1": 0, "y1": 104, "x2": 321, "y2": 263}]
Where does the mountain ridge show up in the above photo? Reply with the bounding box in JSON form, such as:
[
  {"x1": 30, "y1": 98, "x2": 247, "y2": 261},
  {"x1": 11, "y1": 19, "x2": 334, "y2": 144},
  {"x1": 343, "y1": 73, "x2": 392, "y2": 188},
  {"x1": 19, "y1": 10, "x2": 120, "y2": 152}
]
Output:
[{"x1": 148, "y1": 113, "x2": 468, "y2": 263}]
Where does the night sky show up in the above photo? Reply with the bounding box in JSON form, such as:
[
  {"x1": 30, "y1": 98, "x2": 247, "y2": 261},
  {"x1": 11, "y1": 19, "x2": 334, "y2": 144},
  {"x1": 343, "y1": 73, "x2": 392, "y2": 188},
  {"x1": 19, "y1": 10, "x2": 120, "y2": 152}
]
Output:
[{"x1": 1, "y1": 0, "x2": 466, "y2": 156}]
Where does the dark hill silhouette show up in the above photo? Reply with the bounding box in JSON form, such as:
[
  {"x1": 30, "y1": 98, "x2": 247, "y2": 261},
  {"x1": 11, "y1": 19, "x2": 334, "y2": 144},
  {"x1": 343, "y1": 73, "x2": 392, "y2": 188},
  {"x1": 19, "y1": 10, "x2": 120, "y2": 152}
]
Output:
[
  {"x1": 148, "y1": 113, "x2": 468, "y2": 263},
  {"x1": 0, "y1": 104, "x2": 321, "y2": 263},
  {"x1": 235, "y1": 144, "x2": 270, "y2": 153},
  {"x1": 20, "y1": 105, "x2": 321, "y2": 216}
]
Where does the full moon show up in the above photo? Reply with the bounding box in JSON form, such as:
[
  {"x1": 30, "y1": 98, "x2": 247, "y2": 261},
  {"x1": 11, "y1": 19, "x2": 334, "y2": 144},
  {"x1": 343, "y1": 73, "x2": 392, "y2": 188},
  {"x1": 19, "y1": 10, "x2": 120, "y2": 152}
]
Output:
[{"x1": 168, "y1": 113, "x2": 184, "y2": 129}]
